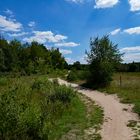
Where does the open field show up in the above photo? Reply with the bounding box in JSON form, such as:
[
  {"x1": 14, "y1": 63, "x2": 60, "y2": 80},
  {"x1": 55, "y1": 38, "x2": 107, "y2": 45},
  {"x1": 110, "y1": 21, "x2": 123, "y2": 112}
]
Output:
[
  {"x1": 0, "y1": 75, "x2": 103, "y2": 140},
  {"x1": 100, "y1": 72, "x2": 140, "y2": 116}
]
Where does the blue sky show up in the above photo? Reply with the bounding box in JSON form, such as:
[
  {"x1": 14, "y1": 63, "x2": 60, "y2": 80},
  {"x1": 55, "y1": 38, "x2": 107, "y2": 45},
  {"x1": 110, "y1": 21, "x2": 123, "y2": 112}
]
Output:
[{"x1": 0, "y1": 0, "x2": 140, "y2": 63}]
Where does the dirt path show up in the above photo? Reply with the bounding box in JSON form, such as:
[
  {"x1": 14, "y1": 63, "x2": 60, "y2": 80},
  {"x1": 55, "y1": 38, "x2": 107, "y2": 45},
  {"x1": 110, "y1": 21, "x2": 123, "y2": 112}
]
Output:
[{"x1": 57, "y1": 78, "x2": 139, "y2": 140}]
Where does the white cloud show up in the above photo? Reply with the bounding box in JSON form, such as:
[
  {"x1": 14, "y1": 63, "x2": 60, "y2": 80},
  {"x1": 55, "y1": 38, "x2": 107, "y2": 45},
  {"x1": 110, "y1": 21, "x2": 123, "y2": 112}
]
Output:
[
  {"x1": 94, "y1": 0, "x2": 119, "y2": 8},
  {"x1": 120, "y1": 46, "x2": 140, "y2": 63},
  {"x1": 66, "y1": 55, "x2": 87, "y2": 64},
  {"x1": 65, "y1": 57, "x2": 75, "y2": 64},
  {"x1": 120, "y1": 46, "x2": 140, "y2": 53},
  {"x1": 123, "y1": 26, "x2": 140, "y2": 35},
  {"x1": 0, "y1": 15, "x2": 22, "y2": 32},
  {"x1": 76, "y1": 55, "x2": 87, "y2": 64},
  {"x1": 55, "y1": 42, "x2": 80, "y2": 47},
  {"x1": 54, "y1": 35, "x2": 68, "y2": 41},
  {"x1": 28, "y1": 21, "x2": 36, "y2": 27},
  {"x1": 129, "y1": 0, "x2": 140, "y2": 12},
  {"x1": 122, "y1": 53, "x2": 140, "y2": 63},
  {"x1": 110, "y1": 28, "x2": 121, "y2": 35},
  {"x1": 59, "y1": 49, "x2": 72, "y2": 55},
  {"x1": 23, "y1": 31, "x2": 67, "y2": 44},
  {"x1": 7, "y1": 32, "x2": 28, "y2": 37}
]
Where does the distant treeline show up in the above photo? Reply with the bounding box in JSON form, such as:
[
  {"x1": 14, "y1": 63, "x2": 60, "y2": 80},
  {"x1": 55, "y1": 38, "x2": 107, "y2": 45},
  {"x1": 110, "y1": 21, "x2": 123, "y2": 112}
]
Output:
[
  {"x1": 69, "y1": 61, "x2": 140, "y2": 72},
  {"x1": 68, "y1": 62, "x2": 89, "y2": 70},
  {"x1": 0, "y1": 36, "x2": 140, "y2": 75},
  {"x1": 0, "y1": 36, "x2": 68, "y2": 75},
  {"x1": 117, "y1": 62, "x2": 140, "y2": 72}
]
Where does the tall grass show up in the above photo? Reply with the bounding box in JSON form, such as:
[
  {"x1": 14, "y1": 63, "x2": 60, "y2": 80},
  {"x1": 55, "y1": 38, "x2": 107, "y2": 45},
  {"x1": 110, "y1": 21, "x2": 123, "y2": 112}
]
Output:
[
  {"x1": 0, "y1": 76, "x2": 77, "y2": 140},
  {"x1": 0, "y1": 75, "x2": 103, "y2": 139},
  {"x1": 100, "y1": 72, "x2": 140, "y2": 116}
]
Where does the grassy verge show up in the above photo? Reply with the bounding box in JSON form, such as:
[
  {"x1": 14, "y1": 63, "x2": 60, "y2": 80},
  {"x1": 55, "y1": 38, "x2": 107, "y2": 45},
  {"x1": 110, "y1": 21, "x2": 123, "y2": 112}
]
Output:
[
  {"x1": 0, "y1": 75, "x2": 103, "y2": 140},
  {"x1": 59, "y1": 93, "x2": 103, "y2": 140},
  {"x1": 99, "y1": 72, "x2": 140, "y2": 116}
]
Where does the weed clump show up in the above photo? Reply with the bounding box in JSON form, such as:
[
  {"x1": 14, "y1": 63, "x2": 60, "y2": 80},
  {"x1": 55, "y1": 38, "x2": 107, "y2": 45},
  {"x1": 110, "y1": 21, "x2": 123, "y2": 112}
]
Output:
[{"x1": 0, "y1": 77, "x2": 76, "y2": 140}]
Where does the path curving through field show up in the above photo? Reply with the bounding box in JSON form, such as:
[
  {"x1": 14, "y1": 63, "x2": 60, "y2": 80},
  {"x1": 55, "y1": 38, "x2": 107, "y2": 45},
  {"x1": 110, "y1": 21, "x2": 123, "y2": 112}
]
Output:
[{"x1": 58, "y1": 78, "x2": 139, "y2": 140}]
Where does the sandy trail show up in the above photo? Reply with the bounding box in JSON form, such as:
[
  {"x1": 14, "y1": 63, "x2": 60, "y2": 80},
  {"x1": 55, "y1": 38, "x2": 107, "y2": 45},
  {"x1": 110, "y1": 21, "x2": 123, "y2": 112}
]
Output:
[{"x1": 57, "y1": 78, "x2": 139, "y2": 140}]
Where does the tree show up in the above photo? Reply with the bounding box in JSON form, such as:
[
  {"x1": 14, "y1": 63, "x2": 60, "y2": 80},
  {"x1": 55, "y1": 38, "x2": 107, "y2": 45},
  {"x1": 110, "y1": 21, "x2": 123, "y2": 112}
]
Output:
[
  {"x1": 0, "y1": 48, "x2": 5, "y2": 71},
  {"x1": 0, "y1": 36, "x2": 9, "y2": 71},
  {"x1": 73, "y1": 61, "x2": 81, "y2": 70},
  {"x1": 86, "y1": 35, "x2": 123, "y2": 88},
  {"x1": 128, "y1": 61, "x2": 138, "y2": 72},
  {"x1": 9, "y1": 40, "x2": 21, "y2": 71},
  {"x1": 0, "y1": 36, "x2": 68, "y2": 74},
  {"x1": 50, "y1": 48, "x2": 67, "y2": 69}
]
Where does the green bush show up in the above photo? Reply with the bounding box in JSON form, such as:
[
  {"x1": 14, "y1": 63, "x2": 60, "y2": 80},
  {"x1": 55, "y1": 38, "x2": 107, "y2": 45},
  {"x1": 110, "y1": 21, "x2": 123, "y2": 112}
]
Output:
[
  {"x1": 0, "y1": 78, "x2": 76, "y2": 140},
  {"x1": 0, "y1": 77, "x2": 8, "y2": 86},
  {"x1": 67, "y1": 70, "x2": 90, "y2": 82},
  {"x1": 67, "y1": 70, "x2": 78, "y2": 81}
]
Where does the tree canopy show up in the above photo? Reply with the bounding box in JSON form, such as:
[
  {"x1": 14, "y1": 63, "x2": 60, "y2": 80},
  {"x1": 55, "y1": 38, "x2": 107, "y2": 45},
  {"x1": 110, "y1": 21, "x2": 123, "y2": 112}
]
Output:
[
  {"x1": 86, "y1": 35, "x2": 123, "y2": 88},
  {"x1": 0, "y1": 36, "x2": 68, "y2": 75}
]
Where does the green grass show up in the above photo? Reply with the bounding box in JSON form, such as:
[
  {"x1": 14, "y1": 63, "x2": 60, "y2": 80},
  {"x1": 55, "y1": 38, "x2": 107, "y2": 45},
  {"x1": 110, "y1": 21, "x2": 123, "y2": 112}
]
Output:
[
  {"x1": 48, "y1": 96, "x2": 87, "y2": 139},
  {"x1": 99, "y1": 72, "x2": 140, "y2": 116},
  {"x1": 55, "y1": 94, "x2": 103, "y2": 140},
  {"x1": 0, "y1": 75, "x2": 103, "y2": 140}
]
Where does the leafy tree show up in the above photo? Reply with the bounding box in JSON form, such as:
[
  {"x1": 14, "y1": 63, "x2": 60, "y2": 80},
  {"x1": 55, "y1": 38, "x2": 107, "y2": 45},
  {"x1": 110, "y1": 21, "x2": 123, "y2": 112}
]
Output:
[
  {"x1": 128, "y1": 61, "x2": 138, "y2": 72},
  {"x1": 0, "y1": 36, "x2": 68, "y2": 74},
  {"x1": 86, "y1": 35, "x2": 123, "y2": 88},
  {"x1": 73, "y1": 61, "x2": 81, "y2": 70},
  {"x1": 9, "y1": 40, "x2": 21, "y2": 71},
  {"x1": 0, "y1": 36, "x2": 9, "y2": 71},
  {"x1": 0, "y1": 48, "x2": 5, "y2": 71},
  {"x1": 50, "y1": 48, "x2": 67, "y2": 69}
]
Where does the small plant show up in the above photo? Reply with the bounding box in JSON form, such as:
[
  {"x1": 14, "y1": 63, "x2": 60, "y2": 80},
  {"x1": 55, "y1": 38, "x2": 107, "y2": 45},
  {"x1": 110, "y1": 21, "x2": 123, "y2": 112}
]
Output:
[
  {"x1": 133, "y1": 102, "x2": 140, "y2": 116},
  {"x1": 67, "y1": 70, "x2": 78, "y2": 81}
]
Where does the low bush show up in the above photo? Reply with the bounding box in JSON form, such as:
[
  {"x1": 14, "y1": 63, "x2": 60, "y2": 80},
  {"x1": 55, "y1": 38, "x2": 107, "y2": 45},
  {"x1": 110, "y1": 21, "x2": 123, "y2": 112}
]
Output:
[
  {"x1": 0, "y1": 77, "x2": 76, "y2": 140},
  {"x1": 0, "y1": 77, "x2": 8, "y2": 86},
  {"x1": 67, "y1": 70, "x2": 90, "y2": 82},
  {"x1": 67, "y1": 70, "x2": 78, "y2": 81}
]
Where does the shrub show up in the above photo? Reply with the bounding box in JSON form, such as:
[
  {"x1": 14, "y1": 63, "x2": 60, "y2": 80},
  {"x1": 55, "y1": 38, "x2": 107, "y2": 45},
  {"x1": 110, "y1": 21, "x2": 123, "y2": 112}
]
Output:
[
  {"x1": 0, "y1": 77, "x2": 8, "y2": 86},
  {"x1": 67, "y1": 70, "x2": 78, "y2": 81},
  {"x1": 0, "y1": 78, "x2": 76, "y2": 140},
  {"x1": 67, "y1": 70, "x2": 90, "y2": 82}
]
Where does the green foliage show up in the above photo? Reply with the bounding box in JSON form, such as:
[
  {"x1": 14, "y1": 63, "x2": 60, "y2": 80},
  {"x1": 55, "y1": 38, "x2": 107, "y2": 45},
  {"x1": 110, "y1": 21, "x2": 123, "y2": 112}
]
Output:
[
  {"x1": 67, "y1": 70, "x2": 78, "y2": 81},
  {"x1": 86, "y1": 35, "x2": 123, "y2": 88},
  {"x1": 0, "y1": 76, "x2": 77, "y2": 140},
  {"x1": 133, "y1": 102, "x2": 140, "y2": 116},
  {"x1": 0, "y1": 77, "x2": 8, "y2": 86},
  {"x1": 46, "y1": 68, "x2": 68, "y2": 79},
  {"x1": 0, "y1": 36, "x2": 68, "y2": 75},
  {"x1": 73, "y1": 61, "x2": 81, "y2": 70},
  {"x1": 117, "y1": 62, "x2": 140, "y2": 72},
  {"x1": 67, "y1": 70, "x2": 90, "y2": 82}
]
